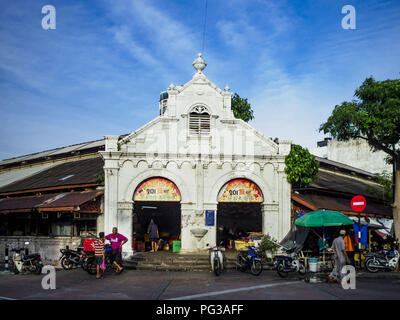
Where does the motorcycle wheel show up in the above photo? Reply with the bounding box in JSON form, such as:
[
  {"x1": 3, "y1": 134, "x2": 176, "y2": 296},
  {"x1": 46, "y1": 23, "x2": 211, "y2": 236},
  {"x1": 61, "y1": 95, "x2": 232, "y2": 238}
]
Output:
[
  {"x1": 61, "y1": 257, "x2": 73, "y2": 270},
  {"x1": 277, "y1": 263, "x2": 289, "y2": 278},
  {"x1": 12, "y1": 263, "x2": 19, "y2": 275},
  {"x1": 86, "y1": 261, "x2": 97, "y2": 275},
  {"x1": 214, "y1": 257, "x2": 221, "y2": 276},
  {"x1": 365, "y1": 258, "x2": 380, "y2": 273},
  {"x1": 236, "y1": 255, "x2": 246, "y2": 272},
  {"x1": 33, "y1": 261, "x2": 42, "y2": 275},
  {"x1": 250, "y1": 260, "x2": 263, "y2": 276},
  {"x1": 298, "y1": 264, "x2": 306, "y2": 276}
]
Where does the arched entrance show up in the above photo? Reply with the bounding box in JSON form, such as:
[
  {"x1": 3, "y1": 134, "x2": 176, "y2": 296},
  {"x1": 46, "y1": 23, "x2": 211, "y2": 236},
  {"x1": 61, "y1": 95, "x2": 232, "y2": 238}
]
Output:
[
  {"x1": 217, "y1": 179, "x2": 263, "y2": 245},
  {"x1": 133, "y1": 177, "x2": 181, "y2": 251}
]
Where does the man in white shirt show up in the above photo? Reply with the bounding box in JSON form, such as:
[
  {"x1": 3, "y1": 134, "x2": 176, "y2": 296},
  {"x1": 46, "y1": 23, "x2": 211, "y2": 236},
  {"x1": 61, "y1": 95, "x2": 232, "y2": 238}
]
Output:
[{"x1": 328, "y1": 229, "x2": 351, "y2": 283}]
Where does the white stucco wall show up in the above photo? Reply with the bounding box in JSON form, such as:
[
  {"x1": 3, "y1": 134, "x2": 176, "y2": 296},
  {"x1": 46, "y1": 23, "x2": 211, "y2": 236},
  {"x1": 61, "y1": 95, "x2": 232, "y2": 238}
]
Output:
[
  {"x1": 311, "y1": 139, "x2": 392, "y2": 175},
  {"x1": 101, "y1": 56, "x2": 292, "y2": 256}
]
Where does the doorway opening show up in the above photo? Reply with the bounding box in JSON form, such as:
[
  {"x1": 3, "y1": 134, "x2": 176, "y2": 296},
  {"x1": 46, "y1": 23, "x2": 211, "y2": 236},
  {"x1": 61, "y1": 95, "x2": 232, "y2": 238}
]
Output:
[
  {"x1": 217, "y1": 179, "x2": 263, "y2": 246},
  {"x1": 132, "y1": 177, "x2": 181, "y2": 251}
]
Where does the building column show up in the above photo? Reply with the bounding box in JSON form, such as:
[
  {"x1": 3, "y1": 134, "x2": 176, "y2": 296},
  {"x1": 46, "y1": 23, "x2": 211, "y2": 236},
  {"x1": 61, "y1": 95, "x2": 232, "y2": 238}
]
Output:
[
  {"x1": 117, "y1": 201, "x2": 134, "y2": 258},
  {"x1": 203, "y1": 203, "x2": 218, "y2": 248},
  {"x1": 104, "y1": 166, "x2": 119, "y2": 237},
  {"x1": 180, "y1": 203, "x2": 195, "y2": 252},
  {"x1": 262, "y1": 203, "x2": 280, "y2": 241}
]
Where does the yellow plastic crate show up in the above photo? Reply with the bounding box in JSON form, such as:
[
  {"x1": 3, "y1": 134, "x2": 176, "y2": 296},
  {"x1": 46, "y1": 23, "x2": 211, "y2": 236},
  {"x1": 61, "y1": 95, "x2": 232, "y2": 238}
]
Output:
[{"x1": 235, "y1": 241, "x2": 254, "y2": 251}]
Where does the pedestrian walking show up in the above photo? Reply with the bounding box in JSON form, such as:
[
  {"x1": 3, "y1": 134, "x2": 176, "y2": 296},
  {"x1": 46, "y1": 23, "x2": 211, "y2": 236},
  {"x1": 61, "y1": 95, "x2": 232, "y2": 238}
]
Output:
[
  {"x1": 147, "y1": 219, "x2": 159, "y2": 252},
  {"x1": 106, "y1": 227, "x2": 127, "y2": 274},
  {"x1": 344, "y1": 229, "x2": 356, "y2": 267},
  {"x1": 93, "y1": 232, "x2": 105, "y2": 279},
  {"x1": 328, "y1": 229, "x2": 351, "y2": 283}
]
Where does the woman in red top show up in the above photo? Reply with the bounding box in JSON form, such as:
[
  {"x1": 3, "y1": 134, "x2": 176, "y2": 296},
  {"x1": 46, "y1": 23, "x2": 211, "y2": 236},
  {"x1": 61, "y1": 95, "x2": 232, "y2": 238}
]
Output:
[{"x1": 93, "y1": 232, "x2": 105, "y2": 279}]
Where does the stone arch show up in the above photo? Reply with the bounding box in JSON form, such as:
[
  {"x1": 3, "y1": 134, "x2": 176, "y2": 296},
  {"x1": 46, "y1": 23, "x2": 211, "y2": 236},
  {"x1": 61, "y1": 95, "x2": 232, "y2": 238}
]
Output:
[
  {"x1": 184, "y1": 102, "x2": 216, "y2": 116},
  {"x1": 207, "y1": 171, "x2": 273, "y2": 204},
  {"x1": 123, "y1": 169, "x2": 190, "y2": 203}
]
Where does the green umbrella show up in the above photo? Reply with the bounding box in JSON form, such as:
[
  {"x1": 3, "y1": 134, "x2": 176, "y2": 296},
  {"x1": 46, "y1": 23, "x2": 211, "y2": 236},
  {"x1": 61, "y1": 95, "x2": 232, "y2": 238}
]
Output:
[
  {"x1": 294, "y1": 210, "x2": 354, "y2": 261},
  {"x1": 294, "y1": 210, "x2": 354, "y2": 227}
]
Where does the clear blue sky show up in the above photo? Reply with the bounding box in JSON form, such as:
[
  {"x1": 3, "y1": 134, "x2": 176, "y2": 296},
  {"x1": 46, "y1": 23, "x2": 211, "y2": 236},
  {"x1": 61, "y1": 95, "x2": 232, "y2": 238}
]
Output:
[{"x1": 1, "y1": 0, "x2": 399, "y2": 160}]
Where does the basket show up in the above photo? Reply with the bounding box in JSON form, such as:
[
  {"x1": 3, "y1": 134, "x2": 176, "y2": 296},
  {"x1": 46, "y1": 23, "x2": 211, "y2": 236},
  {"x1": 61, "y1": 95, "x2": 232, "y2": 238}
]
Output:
[
  {"x1": 172, "y1": 241, "x2": 181, "y2": 253},
  {"x1": 234, "y1": 241, "x2": 254, "y2": 251}
]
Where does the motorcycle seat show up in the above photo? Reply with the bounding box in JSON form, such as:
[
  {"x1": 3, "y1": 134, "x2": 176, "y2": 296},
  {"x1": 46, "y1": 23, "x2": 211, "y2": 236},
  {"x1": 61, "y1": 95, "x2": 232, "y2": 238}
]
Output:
[
  {"x1": 25, "y1": 253, "x2": 40, "y2": 259},
  {"x1": 275, "y1": 255, "x2": 292, "y2": 260}
]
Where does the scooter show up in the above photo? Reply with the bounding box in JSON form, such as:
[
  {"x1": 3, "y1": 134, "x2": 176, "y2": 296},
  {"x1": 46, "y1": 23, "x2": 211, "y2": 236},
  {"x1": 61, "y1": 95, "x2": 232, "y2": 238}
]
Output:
[
  {"x1": 273, "y1": 244, "x2": 306, "y2": 278},
  {"x1": 236, "y1": 246, "x2": 263, "y2": 276},
  {"x1": 365, "y1": 241, "x2": 399, "y2": 273},
  {"x1": 10, "y1": 242, "x2": 43, "y2": 275},
  {"x1": 207, "y1": 242, "x2": 226, "y2": 276}
]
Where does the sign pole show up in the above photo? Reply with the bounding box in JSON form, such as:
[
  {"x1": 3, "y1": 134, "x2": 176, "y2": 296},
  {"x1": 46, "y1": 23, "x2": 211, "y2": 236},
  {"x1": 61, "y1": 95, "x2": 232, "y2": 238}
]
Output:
[
  {"x1": 351, "y1": 195, "x2": 367, "y2": 272},
  {"x1": 358, "y1": 212, "x2": 362, "y2": 271}
]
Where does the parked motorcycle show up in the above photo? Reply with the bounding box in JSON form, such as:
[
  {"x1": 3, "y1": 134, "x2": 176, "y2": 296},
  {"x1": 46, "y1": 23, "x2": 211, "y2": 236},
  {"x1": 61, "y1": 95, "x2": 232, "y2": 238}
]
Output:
[
  {"x1": 207, "y1": 242, "x2": 226, "y2": 276},
  {"x1": 10, "y1": 242, "x2": 43, "y2": 275},
  {"x1": 59, "y1": 243, "x2": 84, "y2": 270},
  {"x1": 365, "y1": 241, "x2": 399, "y2": 273},
  {"x1": 273, "y1": 245, "x2": 306, "y2": 278},
  {"x1": 236, "y1": 246, "x2": 263, "y2": 276}
]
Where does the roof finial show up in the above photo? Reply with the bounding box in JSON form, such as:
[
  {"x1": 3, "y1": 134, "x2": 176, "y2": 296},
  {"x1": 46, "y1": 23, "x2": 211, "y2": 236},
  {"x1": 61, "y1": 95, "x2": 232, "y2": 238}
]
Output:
[{"x1": 192, "y1": 53, "x2": 207, "y2": 73}]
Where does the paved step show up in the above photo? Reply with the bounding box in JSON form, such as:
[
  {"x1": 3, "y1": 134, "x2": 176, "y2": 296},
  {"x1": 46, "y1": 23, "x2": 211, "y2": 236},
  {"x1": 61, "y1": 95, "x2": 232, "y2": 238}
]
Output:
[{"x1": 126, "y1": 251, "x2": 275, "y2": 272}]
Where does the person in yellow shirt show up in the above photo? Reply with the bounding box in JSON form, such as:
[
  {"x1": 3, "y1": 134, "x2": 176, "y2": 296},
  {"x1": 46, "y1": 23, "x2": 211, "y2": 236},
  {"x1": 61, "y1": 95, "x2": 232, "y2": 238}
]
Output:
[{"x1": 344, "y1": 229, "x2": 356, "y2": 267}]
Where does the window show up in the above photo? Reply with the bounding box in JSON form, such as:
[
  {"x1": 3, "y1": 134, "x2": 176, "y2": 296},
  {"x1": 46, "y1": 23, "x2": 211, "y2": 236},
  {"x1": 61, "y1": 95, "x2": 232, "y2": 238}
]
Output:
[{"x1": 189, "y1": 106, "x2": 210, "y2": 135}]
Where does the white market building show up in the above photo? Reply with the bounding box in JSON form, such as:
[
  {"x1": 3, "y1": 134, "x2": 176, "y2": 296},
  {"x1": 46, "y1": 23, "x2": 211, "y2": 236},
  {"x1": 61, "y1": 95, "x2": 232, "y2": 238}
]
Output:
[{"x1": 100, "y1": 54, "x2": 292, "y2": 257}]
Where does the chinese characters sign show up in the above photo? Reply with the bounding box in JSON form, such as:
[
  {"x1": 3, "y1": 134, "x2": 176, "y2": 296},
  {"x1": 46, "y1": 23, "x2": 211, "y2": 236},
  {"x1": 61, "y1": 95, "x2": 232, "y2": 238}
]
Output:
[
  {"x1": 134, "y1": 178, "x2": 181, "y2": 202},
  {"x1": 218, "y1": 179, "x2": 263, "y2": 203}
]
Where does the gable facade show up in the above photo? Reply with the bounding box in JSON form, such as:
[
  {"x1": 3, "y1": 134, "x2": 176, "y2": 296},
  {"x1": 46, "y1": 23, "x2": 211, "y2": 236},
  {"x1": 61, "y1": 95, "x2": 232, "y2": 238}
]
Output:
[{"x1": 100, "y1": 54, "x2": 292, "y2": 256}]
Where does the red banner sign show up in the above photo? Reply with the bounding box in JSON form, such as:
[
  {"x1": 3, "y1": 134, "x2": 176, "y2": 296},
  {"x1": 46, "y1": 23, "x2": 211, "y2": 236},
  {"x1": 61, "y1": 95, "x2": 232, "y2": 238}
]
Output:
[
  {"x1": 218, "y1": 179, "x2": 263, "y2": 203},
  {"x1": 134, "y1": 178, "x2": 181, "y2": 202}
]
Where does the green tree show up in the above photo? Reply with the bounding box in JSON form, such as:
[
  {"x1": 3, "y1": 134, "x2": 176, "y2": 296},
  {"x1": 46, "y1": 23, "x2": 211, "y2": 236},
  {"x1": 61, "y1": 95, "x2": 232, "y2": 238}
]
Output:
[
  {"x1": 284, "y1": 144, "x2": 319, "y2": 188},
  {"x1": 366, "y1": 171, "x2": 393, "y2": 204},
  {"x1": 319, "y1": 76, "x2": 400, "y2": 239},
  {"x1": 231, "y1": 93, "x2": 254, "y2": 122}
]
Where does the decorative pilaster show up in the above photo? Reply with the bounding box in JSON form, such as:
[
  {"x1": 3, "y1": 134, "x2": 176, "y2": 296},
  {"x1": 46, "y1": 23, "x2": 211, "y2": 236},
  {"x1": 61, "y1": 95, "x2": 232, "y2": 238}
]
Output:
[
  {"x1": 117, "y1": 201, "x2": 134, "y2": 258},
  {"x1": 261, "y1": 203, "x2": 279, "y2": 241}
]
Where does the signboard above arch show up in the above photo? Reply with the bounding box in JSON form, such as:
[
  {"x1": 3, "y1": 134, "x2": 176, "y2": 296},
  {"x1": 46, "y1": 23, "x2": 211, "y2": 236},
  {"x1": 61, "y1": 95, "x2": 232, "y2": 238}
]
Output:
[
  {"x1": 134, "y1": 177, "x2": 181, "y2": 202},
  {"x1": 218, "y1": 179, "x2": 263, "y2": 203}
]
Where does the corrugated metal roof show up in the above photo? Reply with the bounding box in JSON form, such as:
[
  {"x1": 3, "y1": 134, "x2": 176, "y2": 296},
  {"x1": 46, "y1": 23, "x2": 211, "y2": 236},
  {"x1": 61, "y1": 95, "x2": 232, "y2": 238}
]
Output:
[
  {"x1": 292, "y1": 193, "x2": 392, "y2": 217},
  {"x1": 0, "y1": 138, "x2": 105, "y2": 165},
  {"x1": 0, "y1": 163, "x2": 57, "y2": 188},
  {"x1": 315, "y1": 156, "x2": 374, "y2": 177},
  {"x1": 309, "y1": 170, "x2": 382, "y2": 199},
  {"x1": 0, "y1": 157, "x2": 104, "y2": 194},
  {"x1": 0, "y1": 190, "x2": 103, "y2": 212}
]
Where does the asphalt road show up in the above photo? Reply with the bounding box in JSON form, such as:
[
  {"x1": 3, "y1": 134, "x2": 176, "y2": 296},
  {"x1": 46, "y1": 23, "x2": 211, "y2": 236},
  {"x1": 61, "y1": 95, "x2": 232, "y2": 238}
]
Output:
[{"x1": 0, "y1": 268, "x2": 400, "y2": 300}]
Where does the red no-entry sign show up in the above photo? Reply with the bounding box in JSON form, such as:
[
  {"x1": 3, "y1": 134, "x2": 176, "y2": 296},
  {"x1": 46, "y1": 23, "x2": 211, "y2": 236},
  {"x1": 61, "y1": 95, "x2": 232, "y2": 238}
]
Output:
[{"x1": 351, "y1": 195, "x2": 367, "y2": 212}]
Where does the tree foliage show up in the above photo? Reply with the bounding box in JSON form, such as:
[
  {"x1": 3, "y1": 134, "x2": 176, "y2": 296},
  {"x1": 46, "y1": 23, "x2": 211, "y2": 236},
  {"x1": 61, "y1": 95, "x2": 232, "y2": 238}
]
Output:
[
  {"x1": 319, "y1": 77, "x2": 400, "y2": 164},
  {"x1": 284, "y1": 144, "x2": 319, "y2": 188},
  {"x1": 319, "y1": 76, "x2": 400, "y2": 239},
  {"x1": 366, "y1": 171, "x2": 393, "y2": 204},
  {"x1": 231, "y1": 93, "x2": 254, "y2": 122}
]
